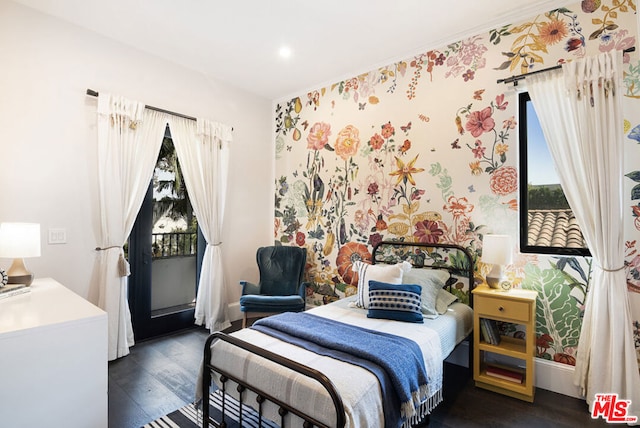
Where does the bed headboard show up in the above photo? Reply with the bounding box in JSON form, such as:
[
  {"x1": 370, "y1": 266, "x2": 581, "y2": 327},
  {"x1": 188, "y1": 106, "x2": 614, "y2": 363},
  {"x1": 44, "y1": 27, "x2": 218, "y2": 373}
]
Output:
[{"x1": 371, "y1": 241, "x2": 475, "y2": 307}]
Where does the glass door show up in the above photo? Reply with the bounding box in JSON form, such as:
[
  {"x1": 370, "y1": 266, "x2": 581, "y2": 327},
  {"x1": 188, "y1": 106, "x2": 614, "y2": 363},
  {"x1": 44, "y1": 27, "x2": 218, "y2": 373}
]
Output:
[{"x1": 128, "y1": 127, "x2": 203, "y2": 340}]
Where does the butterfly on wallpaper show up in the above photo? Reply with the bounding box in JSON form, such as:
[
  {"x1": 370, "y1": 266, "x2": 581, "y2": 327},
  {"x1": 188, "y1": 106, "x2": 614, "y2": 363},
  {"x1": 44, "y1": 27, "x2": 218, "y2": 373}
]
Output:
[
  {"x1": 286, "y1": 146, "x2": 292, "y2": 151},
  {"x1": 301, "y1": 120, "x2": 309, "y2": 131},
  {"x1": 504, "y1": 199, "x2": 518, "y2": 211},
  {"x1": 628, "y1": 124, "x2": 640, "y2": 143},
  {"x1": 473, "y1": 89, "x2": 485, "y2": 100},
  {"x1": 468, "y1": 185, "x2": 475, "y2": 193},
  {"x1": 451, "y1": 138, "x2": 461, "y2": 149},
  {"x1": 292, "y1": 171, "x2": 298, "y2": 177},
  {"x1": 418, "y1": 114, "x2": 430, "y2": 122},
  {"x1": 359, "y1": 102, "x2": 366, "y2": 110},
  {"x1": 400, "y1": 121, "x2": 412, "y2": 133},
  {"x1": 399, "y1": 139, "x2": 411, "y2": 154}
]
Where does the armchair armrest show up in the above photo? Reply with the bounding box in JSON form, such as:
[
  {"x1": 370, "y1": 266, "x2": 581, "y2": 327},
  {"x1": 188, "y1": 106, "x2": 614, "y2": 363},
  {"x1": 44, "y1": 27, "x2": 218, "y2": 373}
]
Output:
[
  {"x1": 298, "y1": 282, "x2": 309, "y2": 300},
  {"x1": 239, "y1": 280, "x2": 261, "y2": 296}
]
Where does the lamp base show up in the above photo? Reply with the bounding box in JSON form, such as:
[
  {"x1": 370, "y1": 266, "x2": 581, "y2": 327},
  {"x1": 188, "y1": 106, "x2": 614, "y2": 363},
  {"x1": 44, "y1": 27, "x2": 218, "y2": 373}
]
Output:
[
  {"x1": 7, "y1": 258, "x2": 34, "y2": 286},
  {"x1": 486, "y1": 264, "x2": 504, "y2": 290},
  {"x1": 7, "y1": 274, "x2": 33, "y2": 286}
]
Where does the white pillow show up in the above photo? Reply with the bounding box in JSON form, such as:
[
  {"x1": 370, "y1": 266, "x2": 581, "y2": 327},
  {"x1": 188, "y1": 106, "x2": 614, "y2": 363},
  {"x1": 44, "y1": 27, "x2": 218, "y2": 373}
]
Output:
[
  {"x1": 436, "y1": 289, "x2": 458, "y2": 314},
  {"x1": 353, "y1": 261, "x2": 411, "y2": 308},
  {"x1": 403, "y1": 268, "x2": 449, "y2": 286},
  {"x1": 403, "y1": 269, "x2": 449, "y2": 318}
]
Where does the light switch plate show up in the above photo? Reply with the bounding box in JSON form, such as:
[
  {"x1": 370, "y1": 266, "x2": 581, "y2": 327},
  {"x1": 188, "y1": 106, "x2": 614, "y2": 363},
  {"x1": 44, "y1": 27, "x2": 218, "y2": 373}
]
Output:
[{"x1": 48, "y1": 228, "x2": 67, "y2": 244}]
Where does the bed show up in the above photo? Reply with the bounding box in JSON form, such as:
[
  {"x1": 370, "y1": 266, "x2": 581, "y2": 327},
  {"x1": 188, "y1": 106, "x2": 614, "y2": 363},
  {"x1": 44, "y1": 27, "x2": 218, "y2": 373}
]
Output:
[{"x1": 200, "y1": 241, "x2": 475, "y2": 428}]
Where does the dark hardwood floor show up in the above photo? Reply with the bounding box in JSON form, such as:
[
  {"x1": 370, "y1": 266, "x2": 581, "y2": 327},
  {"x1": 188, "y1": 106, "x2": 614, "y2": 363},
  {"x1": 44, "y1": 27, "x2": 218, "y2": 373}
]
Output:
[
  {"x1": 108, "y1": 325, "x2": 213, "y2": 428},
  {"x1": 108, "y1": 323, "x2": 609, "y2": 428},
  {"x1": 430, "y1": 364, "x2": 608, "y2": 428}
]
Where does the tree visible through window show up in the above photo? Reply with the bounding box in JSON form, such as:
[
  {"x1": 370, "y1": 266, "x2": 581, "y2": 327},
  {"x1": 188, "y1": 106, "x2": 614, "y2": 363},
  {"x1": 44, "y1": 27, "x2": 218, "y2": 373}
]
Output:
[
  {"x1": 518, "y1": 92, "x2": 590, "y2": 256},
  {"x1": 152, "y1": 127, "x2": 198, "y2": 258}
]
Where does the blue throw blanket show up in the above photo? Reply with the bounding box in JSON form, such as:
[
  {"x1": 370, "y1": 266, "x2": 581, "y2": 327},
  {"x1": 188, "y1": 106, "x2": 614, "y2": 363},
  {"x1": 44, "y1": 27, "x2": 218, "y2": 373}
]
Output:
[{"x1": 251, "y1": 312, "x2": 428, "y2": 428}]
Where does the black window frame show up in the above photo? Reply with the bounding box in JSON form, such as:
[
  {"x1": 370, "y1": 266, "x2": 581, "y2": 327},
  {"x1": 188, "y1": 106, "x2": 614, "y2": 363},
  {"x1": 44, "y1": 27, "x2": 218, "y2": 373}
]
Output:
[{"x1": 518, "y1": 91, "x2": 591, "y2": 257}]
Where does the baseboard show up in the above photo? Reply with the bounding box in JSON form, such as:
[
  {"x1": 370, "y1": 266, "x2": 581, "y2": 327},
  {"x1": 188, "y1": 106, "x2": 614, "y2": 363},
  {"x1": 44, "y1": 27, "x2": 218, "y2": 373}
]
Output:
[
  {"x1": 535, "y1": 358, "x2": 584, "y2": 399},
  {"x1": 228, "y1": 301, "x2": 242, "y2": 322}
]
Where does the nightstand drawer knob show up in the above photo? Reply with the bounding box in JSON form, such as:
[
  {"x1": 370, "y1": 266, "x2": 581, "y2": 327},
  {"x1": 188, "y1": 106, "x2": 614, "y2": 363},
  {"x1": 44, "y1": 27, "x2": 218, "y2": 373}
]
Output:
[{"x1": 499, "y1": 306, "x2": 504, "y2": 311}]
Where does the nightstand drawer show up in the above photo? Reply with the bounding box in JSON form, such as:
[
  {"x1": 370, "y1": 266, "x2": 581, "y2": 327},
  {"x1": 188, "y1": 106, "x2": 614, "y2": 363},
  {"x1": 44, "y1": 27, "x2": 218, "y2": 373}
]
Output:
[{"x1": 475, "y1": 296, "x2": 530, "y2": 322}]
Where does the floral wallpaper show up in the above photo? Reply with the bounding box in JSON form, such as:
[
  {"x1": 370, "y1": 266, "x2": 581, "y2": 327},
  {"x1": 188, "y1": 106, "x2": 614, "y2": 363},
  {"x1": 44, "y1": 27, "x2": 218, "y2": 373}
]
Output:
[{"x1": 274, "y1": 1, "x2": 640, "y2": 367}]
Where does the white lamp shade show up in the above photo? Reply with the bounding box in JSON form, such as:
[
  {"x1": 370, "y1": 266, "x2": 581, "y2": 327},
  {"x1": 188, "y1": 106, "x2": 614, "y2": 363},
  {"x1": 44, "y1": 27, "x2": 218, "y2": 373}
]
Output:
[
  {"x1": 0, "y1": 223, "x2": 41, "y2": 258},
  {"x1": 482, "y1": 234, "x2": 512, "y2": 266}
]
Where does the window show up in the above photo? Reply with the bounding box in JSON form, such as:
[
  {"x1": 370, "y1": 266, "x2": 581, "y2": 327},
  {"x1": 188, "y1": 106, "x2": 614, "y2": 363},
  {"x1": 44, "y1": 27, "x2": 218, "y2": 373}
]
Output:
[{"x1": 518, "y1": 92, "x2": 590, "y2": 256}]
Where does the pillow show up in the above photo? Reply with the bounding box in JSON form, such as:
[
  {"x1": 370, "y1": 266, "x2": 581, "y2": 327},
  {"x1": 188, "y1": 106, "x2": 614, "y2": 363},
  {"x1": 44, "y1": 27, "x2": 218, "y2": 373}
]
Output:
[
  {"x1": 367, "y1": 281, "x2": 423, "y2": 323},
  {"x1": 402, "y1": 268, "x2": 450, "y2": 286},
  {"x1": 353, "y1": 261, "x2": 411, "y2": 308},
  {"x1": 436, "y1": 289, "x2": 458, "y2": 314},
  {"x1": 402, "y1": 269, "x2": 449, "y2": 318}
]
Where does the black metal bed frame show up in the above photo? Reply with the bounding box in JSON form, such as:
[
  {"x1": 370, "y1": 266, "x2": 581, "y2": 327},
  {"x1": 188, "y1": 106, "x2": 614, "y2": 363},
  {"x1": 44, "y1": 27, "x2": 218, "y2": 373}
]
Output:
[
  {"x1": 201, "y1": 241, "x2": 476, "y2": 428},
  {"x1": 203, "y1": 332, "x2": 346, "y2": 427}
]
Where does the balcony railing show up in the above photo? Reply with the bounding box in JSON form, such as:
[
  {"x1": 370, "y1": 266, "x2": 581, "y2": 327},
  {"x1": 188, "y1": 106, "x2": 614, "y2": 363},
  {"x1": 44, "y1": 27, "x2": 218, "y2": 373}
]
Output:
[{"x1": 152, "y1": 231, "x2": 197, "y2": 259}]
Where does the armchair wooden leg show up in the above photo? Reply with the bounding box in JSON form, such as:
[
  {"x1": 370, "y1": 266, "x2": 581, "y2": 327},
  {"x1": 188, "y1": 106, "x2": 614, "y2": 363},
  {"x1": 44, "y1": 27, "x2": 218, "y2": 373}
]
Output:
[{"x1": 243, "y1": 312, "x2": 247, "y2": 329}]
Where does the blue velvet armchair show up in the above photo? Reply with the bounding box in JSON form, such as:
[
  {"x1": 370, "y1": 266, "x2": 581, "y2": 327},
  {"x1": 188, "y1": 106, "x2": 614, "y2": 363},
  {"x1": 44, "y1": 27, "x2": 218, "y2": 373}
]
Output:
[{"x1": 239, "y1": 246, "x2": 307, "y2": 327}]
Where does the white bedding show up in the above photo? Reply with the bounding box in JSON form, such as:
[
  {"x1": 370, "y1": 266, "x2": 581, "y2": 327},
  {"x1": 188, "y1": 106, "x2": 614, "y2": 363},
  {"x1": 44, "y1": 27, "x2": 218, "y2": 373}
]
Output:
[{"x1": 205, "y1": 297, "x2": 473, "y2": 428}]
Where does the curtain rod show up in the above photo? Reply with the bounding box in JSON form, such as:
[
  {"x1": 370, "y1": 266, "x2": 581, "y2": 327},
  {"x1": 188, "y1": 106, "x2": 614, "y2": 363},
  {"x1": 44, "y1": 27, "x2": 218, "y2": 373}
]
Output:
[
  {"x1": 87, "y1": 88, "x2": 196, "y2": 122},
  {"x1": 497, "y1": 46, "x2": 635, "y2": 85}
]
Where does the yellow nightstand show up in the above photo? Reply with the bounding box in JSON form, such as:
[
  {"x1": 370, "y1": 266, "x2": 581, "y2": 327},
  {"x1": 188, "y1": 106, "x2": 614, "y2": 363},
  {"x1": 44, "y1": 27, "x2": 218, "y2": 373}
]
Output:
[{"x1": 472, "y1": 285, "x2": 537, "y2": 402}]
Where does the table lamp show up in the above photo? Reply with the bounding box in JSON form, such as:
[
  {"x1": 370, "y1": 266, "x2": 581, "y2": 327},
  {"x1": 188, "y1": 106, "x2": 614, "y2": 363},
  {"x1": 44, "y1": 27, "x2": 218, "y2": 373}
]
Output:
[
  {"x1": 0, "y1": 223, "x2": 41, "y2": 286},
  {"x1": 482, "y1": 234, "x2": 512, "y2": 289}
]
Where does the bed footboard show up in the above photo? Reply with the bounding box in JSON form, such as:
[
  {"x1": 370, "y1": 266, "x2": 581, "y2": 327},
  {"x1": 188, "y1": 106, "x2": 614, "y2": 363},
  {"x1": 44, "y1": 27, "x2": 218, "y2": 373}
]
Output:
[{"x1": 202, "y1": 332, "x2": 346, "y2": 428}]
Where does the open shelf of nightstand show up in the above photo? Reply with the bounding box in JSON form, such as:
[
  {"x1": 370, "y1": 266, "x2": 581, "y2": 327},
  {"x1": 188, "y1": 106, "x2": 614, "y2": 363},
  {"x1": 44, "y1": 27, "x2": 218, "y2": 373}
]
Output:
[{"x1": 478, "y1": 335, "x2": 527, "y2": 358}]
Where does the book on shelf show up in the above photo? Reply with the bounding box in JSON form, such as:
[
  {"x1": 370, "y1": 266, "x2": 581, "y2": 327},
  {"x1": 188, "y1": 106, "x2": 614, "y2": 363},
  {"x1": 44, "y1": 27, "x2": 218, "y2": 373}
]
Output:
[
  {"x1": 480, "y1": 318, "x2": 501, "y2": 345},
  {"x1": 0, "y1": 283, "x2": 30, "y2": 300},
  {"x1": 479, "y1": 318, "x2": 492, "y2": 344},
  {"x1": 485, "y1": 364, "x2": 524, "y2": 383},
  {"x1": 488, "y1": 319, "x2": 501, "y2": 345}
]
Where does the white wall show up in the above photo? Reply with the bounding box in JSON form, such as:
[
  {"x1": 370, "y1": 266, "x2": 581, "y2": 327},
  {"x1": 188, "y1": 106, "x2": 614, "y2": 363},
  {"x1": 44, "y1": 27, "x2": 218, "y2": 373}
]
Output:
[{"x1": 0, "y1": 0, "x2": 273, "y2": 314}]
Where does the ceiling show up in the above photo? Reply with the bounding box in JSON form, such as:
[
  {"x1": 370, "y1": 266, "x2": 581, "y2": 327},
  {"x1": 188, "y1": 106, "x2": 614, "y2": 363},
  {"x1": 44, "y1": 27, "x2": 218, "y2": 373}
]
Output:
[{"x1": 14, "y1": 0, "x2": 575, "y2": 100}]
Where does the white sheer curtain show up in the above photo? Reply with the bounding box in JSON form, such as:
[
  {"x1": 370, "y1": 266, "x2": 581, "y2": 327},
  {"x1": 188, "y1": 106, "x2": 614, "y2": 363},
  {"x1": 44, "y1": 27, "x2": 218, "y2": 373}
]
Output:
[
  {"x1": 170, "y1": 117, "x2": 232, "y2": 332},
  {"x1": 528, "y1": 51, "x2": 640, "y2": 422},
  {"x1": 96, "y1": 94, "x2": 167, "y2": 360}
]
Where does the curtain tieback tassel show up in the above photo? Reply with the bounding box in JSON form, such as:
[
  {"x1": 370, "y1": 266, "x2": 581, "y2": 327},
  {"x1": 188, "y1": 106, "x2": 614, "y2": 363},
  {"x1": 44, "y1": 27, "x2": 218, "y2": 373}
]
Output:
[
  {"x1": 95, "y1": 246, "x2": 130, "y2": 277},
  {"x1": 118, "y1": 254, "x2": 131, "y2": 277}
]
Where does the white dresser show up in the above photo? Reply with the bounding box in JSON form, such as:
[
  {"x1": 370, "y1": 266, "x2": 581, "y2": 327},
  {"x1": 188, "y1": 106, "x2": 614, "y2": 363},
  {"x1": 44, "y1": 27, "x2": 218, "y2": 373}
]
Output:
[{"x1": 0, "y1": 278, "x2": 107, "y2": 428}]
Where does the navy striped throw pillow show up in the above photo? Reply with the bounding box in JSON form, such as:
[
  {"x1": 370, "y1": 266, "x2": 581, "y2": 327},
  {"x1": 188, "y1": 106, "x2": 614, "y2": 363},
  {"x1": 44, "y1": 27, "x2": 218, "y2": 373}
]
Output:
[{"x1": 367, "y1": 281, "x2": 424, "y2": 323}]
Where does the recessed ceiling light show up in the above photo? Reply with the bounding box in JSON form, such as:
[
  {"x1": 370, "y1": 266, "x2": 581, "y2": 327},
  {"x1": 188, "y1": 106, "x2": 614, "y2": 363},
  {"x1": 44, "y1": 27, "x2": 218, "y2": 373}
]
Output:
[{"x1": 278, "y1": 46, "x2": 292, "y2": 59}]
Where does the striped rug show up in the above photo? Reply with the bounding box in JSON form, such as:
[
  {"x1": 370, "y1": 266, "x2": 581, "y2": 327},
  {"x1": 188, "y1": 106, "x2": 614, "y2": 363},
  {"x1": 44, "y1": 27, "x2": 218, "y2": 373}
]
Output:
[{"x1": 143, "y1": 390, "x2": 279, "y2": 428}]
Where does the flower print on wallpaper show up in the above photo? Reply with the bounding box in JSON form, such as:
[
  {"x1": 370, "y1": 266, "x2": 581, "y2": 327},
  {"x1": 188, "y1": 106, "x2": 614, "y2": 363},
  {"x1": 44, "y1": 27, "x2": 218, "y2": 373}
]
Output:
[
  {"x1": 330, "y1": 124, "x2": 361, "y2": 248},
  {"x1": 521, "y1": 257, "x2": 591, "y2": 365},
  {"x1": 494, "y1": 8, "x2": 581, "y2": 73},
  {"x1": 621, "y1": 64, "x2": 640, "y2": 295},
  {"x1": 406, "y1": 36, "x2": 488, "y2": 100},
  {"x1": 274, "y1": 0, "x2": 639, "y2": 364},
  {"x1": 457, "y1": 94, "x2": 518, "y2": 198}
]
